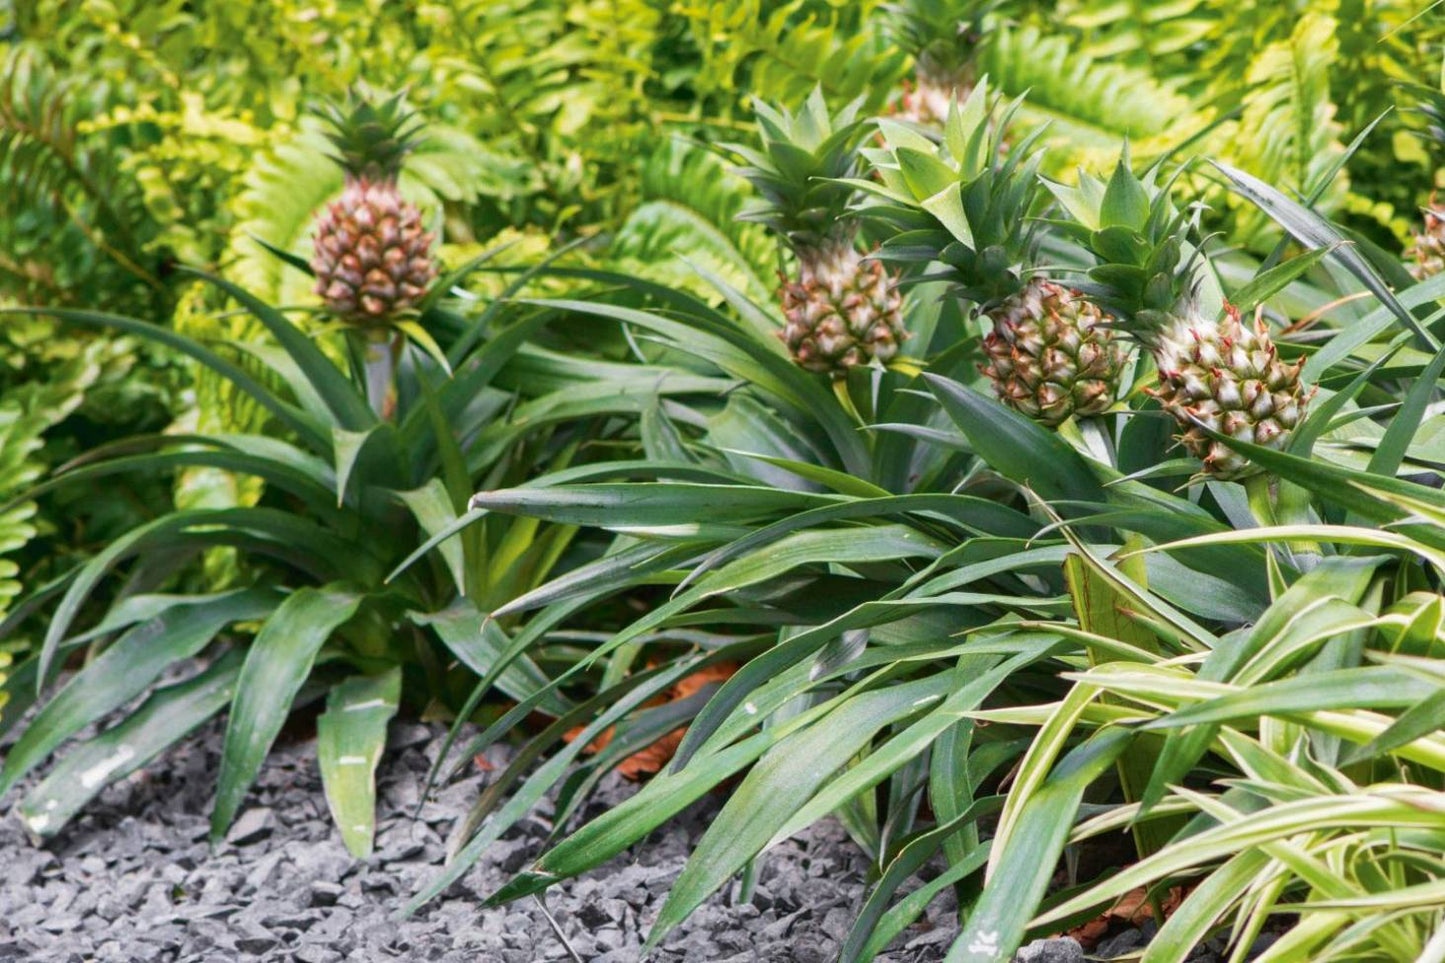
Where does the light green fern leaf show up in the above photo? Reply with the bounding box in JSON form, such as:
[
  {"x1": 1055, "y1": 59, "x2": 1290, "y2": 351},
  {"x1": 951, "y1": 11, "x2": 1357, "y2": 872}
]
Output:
[
  {"x1": 0, "y1": 332, "x2": 114, "y2": 630},
  {"x1": 1055, "y1": 0, "x2": 1216, "y2": 66},
  {"x1": 1212, "y1": 12, "x2": 1345, "y2": 249},
  {"x1": 611, "y1": 140, "x2": 776, "y2": 305},
  {"x1": 981, "y1": 25, "x2": 1207, "y2": 172},
  {"x1": 677, "y1": 0, "x2": 907, "y2": 111}
]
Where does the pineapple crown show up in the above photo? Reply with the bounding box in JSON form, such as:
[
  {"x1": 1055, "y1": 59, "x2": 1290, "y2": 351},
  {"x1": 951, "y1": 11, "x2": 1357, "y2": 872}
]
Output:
[
  {"x1": 883, "y1": 0, "x2": 1003, "y2": 85},
  {"x1": 315, "y1": 88, "x2": 425, "y2": 183},
  {"x1": 858, "y1": 77, "x2": 1049, "y2": 310},
  {"x1": 721, "y1": 87, "x2": 872, "y2": 255},
  {"x1": 1043, "y1": 147, "x2": 1215, "y2": 343}
]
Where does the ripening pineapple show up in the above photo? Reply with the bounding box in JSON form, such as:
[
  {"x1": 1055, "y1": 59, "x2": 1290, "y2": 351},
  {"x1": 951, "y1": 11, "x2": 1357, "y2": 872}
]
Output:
[
  {"x1": 885, "y1": 0, "x2": 1001, "y2": 126},
  {"x1": 1407, "y1": 197, "x2": 1445, "y2": 280},
  {"x1": 724, "y1": 88, "x2": 906, "y2": 376},
  {"x1": 862, "y1": 79, "x2": 1126, "y2": 425},
  {"x1": 311, "y1": 91, "x2": 436, "y2": 327},
  {"x1": 981, "y1": 279, "x2": 1125, "y2": 425},
  {"x1": 1046, "y1": 154, "x2": 1314, "y2": 478},
  {"x1": 1146, "y1": 302, "x2": 1310, "y2": 477},
  {"x1": 1405, "y1": 81, "x2": 1445, "y2": 281}
]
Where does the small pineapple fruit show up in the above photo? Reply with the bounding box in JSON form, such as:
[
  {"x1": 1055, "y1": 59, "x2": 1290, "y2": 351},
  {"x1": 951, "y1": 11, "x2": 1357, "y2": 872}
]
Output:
[
  {"x1": 1407, "y1": 197, "x2": 1445, "y2": 280},
  {"x1": 778, "y1": 241, "x2": 904, "y2": 373},
  {"x1": 981, "y1": 279, "x2": 1126, "y2": 426},
  {"x1": 1149, "y1": 302, "x2": 1311, "y2": 477},
  {"x1": 725, "y1": 88, "x2": 906, "y2": 376},
  {"x1": 862, "y1": 79, "x2": 1127, "y2": 424},
  {"x1": 1405, "y1": 81, "x2": 1445, "y2": 280},
  {"x1": 1045, "y1": 152, "x2": 1314, "y2": 478},
  {"x1": 311, "y1": 91, "x2": 436, "y2": 327},
  {"x1": 885, "y1": 0, "x2": 1001, "y2": 126}
]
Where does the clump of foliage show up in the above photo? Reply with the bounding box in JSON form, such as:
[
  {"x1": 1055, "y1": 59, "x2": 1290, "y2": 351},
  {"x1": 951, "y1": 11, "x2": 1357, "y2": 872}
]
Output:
[
  {"x1": 392, "y1": 90, "x2": 1445, "y2": 963},
  {"x1": 4, "y1": 5, "x2": 1445, "y2": 963}
]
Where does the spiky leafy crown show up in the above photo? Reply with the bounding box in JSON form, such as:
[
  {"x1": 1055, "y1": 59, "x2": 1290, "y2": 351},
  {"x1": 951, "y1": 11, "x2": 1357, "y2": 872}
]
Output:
[
  {"x1": 884, "y1": 0, "x2": 1003, "y2": 83},
  {"x1": 315, "y1": 89, "x2": 425, "y2": 183},
  {"x1": 1043, "y1": 149, "x2": 1211, "y2": 343},
  {"x1": 858, "y1": 78, "x2": 1048, "y2": 310},
  {"x1": 722, "y1": 87, "x2": 871, "y2": 255}
]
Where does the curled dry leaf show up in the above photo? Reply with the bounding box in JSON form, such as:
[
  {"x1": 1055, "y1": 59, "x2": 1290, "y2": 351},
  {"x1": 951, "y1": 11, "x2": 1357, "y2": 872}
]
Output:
[
  {"x1": 1064, "y1": 884, "x2": 1187, "y2": 949},
  {"x1": 564, "y1": 661, "x2": 739, "y2": 780}
]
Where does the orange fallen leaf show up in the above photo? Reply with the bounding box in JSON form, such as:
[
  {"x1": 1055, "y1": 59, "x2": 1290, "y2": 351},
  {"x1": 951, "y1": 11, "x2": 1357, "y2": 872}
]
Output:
[
  {"x1": 1068, "y1": 918, "x2": 1109, "y2": 948},
  {"x1": 1064, "y1": 885, "x2": 1188, "y2": 948},
  {"x1": 564, "y1": 661, "x2": 738, "y2": 779}
]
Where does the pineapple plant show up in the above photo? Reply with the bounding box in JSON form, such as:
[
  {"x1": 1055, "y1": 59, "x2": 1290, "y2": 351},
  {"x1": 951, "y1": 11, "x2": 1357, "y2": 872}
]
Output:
[
  {"x1": 1046, "y1": 154, "x2": 1314, "y2": 478},
  {"x1": 884, "y1": 0, "x2": 1002, "y2": 126},
  {"x1": 1405, "y1": 79, "x2": 1445, "y2": 280},
  {"x1": 723, "y1": 88, "x2": 906, "y2": 376},
  {"x1": 311, "y1": 91, "x2": 437, "y2": 328},
  {"x1": 860, "y1": 80, "x2": 1126, "y2": 426},
  {"x1": 1406, "y1": 201, "x2": 1445, "y2": 280}
]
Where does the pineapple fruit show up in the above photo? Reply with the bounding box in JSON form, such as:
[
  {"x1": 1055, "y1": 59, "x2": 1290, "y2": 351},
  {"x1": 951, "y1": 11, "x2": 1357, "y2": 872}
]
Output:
[
  {"x1": 1407, "y1": 198, "x2": 1445, "y2": 280},
  {"x1": 885, "y1": 0, "x2": 1001, "y2": 126},
  {"x1": 861, "y1": 79, "x2": 1126, "y2": 425},
  {"x1": 1148, "y1": 302, "x2": 1310, "y2": 477},
  {"x1": 981, "y1": 278, "x2": 1125, "y2": 426},
  {"x1": 311, "y1": 91, "x2": 436, "y2": 327},
  {"x1": 1046, "y1": 154, "x2": 1313, "y2": 479},
  {"x1": 1406, "y1": 81, "x2": 1445, "y2": 281},
  {"x1": 777, "y1": 241, "x2": 903, "y2": 373},
  {"x1": 725, "y1": 88, "x2": 906, "y2": 376}
]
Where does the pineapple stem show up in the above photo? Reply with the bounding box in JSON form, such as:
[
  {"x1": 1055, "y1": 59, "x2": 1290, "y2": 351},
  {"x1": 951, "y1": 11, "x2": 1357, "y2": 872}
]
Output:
[
  {"x1": 1242, "y1": 472, "x2": 1322, "y2": 554},
  {"x1": 1244, "y1": 473, "x2": 1276, "y2": 527},
  {"x1": 1274, "y1": 476, "x2": 1324, "y2": 557},
  {"x1": 831, "y1": 376, "x2": 865, "y2": 425},
  {"x1": 360, "y1": 329, "x2": 404, "y2": 421}
]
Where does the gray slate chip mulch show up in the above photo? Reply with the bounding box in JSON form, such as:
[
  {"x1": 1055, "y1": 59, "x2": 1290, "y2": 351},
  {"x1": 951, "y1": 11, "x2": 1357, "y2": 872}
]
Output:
[
  {"x1": 1, "y1": 718, "x2": 1235, "y2": 962},
  {"x1": 1, "y1": 720, "x2": 971, "y2": 962}
]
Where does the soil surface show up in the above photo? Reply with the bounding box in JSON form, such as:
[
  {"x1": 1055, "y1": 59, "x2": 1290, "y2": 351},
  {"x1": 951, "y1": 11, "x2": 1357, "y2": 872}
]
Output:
[{"x1": 0, "y1": 719, "x2": 1189, "y2": 962}]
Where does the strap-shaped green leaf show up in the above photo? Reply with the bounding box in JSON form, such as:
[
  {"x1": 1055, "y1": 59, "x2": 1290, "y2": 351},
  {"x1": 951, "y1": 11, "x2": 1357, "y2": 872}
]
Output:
[
  {"x1": 0, "y1": 307, "x2": 325, "y2": 450},
  {"x1": 468, "y1": 482, "x2": 842, "y2": 527},
  {"x1": 645, "y1": 673, "x2": 960, "y2": 950},
  {"x1": 0, "y1": 588, "x2": 277, "y2": 796},
  {"x1": 20, "y1": 651, "x2": 245, "y2": 839},
  {"x1": 184, "y1": 268, "x2": 376, "y2": 431},
  {"x1": 411, "y1": 601, "x2": 564, "y2": 712},
  {"x1": 316, "y1": 668, "x2": 401, "y2": 858},
  {"x1": 1210, "y1": 161, "x2": 1439, "y2": 353},
  {"x1": 210, "y1": 584, "x2": 363, "y2": 842},
  {"x1": 946, "y1": 727, "x2": 1134, "y2": 963},
  {"x1": 925, "y1": 373, "x2": 1106, "y2": 504}
]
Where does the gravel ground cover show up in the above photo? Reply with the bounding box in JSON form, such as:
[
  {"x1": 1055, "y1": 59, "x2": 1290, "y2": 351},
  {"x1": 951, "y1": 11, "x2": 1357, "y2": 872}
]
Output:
[
  {"x1": 0, "y1": 719, "x2": 1241, "y2": 963},
  {"x1": 0, "y1": 720, "x2": 963, "y2": 962}
]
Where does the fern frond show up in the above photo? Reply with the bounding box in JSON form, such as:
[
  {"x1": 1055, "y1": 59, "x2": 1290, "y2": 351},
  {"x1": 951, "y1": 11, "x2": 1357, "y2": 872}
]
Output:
[
  {"x1": 0, "y1": 329, "x2": 122, "y2": 630},
  {"x1": 1052, "y1": 0, "x2": 1216, "y2": 71},
  {"x1": 675, "y1": 0, "x2": 908, "y2": 111},
  {"x1": 611, "y1": 139, "x2": 776, "y2": 305},
  {"x1": 1209, "y1": 12, "x2": 1346, "y2": 249},
  {"x1": 0, "y1": 44, "x2": 165, "y2": 309},
  {"x1": 981, "y1": 25, "x2": 1209, "y2": 172}
]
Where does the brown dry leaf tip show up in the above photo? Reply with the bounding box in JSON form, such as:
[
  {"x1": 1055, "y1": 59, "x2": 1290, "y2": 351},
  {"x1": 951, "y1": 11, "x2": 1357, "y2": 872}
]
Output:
[{"x1": 563, "y1": 662, "x2": 739, "y2": 780}]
